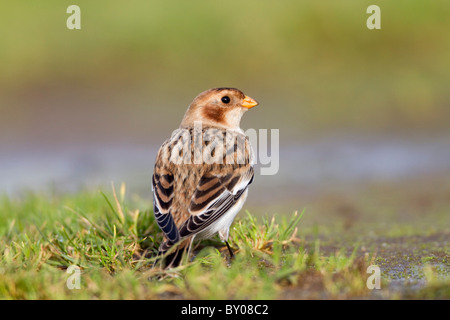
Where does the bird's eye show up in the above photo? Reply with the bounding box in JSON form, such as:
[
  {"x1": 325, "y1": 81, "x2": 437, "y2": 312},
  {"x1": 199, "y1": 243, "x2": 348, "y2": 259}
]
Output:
[{"x1": 221, "y1": 96, "x2": 230, "y2": 104}]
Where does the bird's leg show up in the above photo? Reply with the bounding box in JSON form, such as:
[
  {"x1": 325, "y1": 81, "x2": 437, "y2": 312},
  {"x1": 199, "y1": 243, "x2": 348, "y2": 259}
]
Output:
[
  {"x1": 186, "y1": 235, "x2": 196, "y2": 262},
  {"x1": 225, "y1": 240, "x2": 235, "y2": 260}
]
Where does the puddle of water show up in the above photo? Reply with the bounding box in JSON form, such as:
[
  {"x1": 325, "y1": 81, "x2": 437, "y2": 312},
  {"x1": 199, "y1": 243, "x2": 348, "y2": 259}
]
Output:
[
  {"x1": 1, "y1": 137, "x2": 450, "y2": 201},
  {"x1": 280, "y1": 137, "x2": 450, "y2": 185}
]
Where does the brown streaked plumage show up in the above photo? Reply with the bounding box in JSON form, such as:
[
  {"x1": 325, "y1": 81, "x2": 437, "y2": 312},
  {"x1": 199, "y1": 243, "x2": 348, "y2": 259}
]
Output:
[{"x1": 152, "y1": 88, "x2": 258, "y2": 267}]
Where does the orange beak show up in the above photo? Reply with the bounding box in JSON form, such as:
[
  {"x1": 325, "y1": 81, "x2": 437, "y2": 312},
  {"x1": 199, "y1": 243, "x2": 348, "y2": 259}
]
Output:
[{"x1": 241, "y1": 96, "x2": 259, "y2": 109}]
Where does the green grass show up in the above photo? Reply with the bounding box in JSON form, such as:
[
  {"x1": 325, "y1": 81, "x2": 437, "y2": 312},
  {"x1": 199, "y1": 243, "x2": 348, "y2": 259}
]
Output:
[
  {"x1": 0, "y1": 184, "x2": 448, "y2": 299},
  {"x1": 0, "y1": 185, "x2": 365, "y2": 299}
]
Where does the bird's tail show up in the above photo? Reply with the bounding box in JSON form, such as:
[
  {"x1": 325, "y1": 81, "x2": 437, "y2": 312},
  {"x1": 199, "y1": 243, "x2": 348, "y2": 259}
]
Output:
[{"x1": 156, "y1": 238, "x2": 191, "y2": 268}]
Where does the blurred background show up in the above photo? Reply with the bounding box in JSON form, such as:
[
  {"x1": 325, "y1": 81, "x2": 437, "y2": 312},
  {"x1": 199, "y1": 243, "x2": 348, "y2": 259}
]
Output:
[{"x1": 1, "y1": 1, "x2": 449, "y2": 229}]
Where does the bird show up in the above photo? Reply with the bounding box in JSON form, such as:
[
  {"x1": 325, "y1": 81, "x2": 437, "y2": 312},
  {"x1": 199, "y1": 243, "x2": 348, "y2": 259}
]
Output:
[{"x1": 152, "y1": 87, "x2": 258, "y2": 267}]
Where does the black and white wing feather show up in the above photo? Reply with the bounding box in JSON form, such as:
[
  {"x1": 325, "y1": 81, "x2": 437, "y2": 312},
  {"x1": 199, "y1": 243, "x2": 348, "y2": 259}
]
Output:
[
  {"x1": 178, "y1": 166, "x2": 254, "y2": 238},
  {"x1": 152, "y1": 171, "x2": 180, "y2": 244}
]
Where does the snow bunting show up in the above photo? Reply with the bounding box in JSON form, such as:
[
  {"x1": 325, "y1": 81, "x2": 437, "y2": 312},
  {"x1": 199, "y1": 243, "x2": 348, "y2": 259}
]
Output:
[{"x1": 152, "y1": 88, "x2": 258, "y2": 267}]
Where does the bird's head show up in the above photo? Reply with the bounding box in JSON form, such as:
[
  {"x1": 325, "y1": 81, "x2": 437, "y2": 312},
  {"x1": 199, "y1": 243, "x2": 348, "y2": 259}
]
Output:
[{"x1": 180, "y1": 88, "x2": 258, "y2": 130}]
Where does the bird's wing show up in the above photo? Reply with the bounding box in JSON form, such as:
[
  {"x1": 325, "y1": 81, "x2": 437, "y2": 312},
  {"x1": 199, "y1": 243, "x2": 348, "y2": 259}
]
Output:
[
  {"x1": 152, "y1": 168, "x2": 180, "y2": 244},
  {"x1": 178, "y1": 165, "x2": 254, "y2": 238}
]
